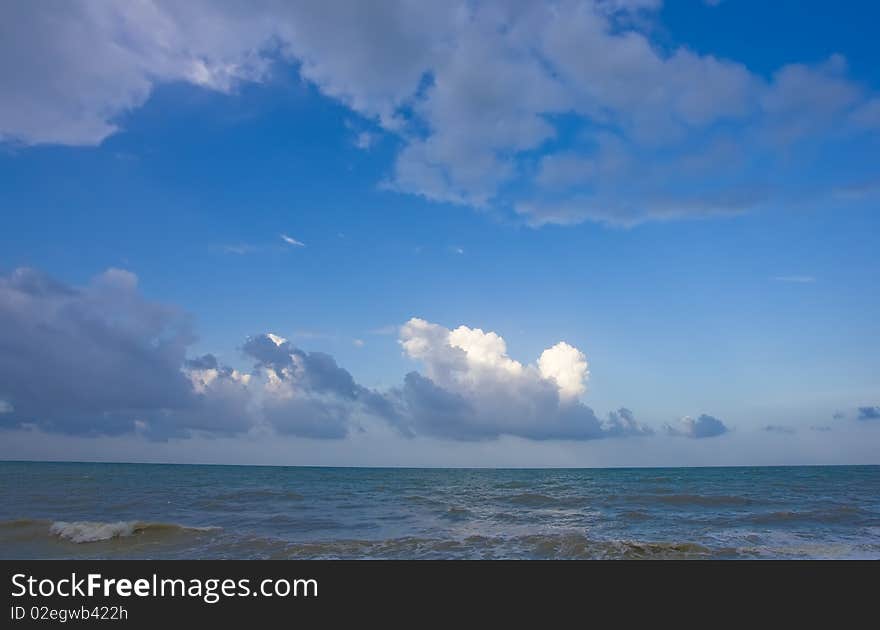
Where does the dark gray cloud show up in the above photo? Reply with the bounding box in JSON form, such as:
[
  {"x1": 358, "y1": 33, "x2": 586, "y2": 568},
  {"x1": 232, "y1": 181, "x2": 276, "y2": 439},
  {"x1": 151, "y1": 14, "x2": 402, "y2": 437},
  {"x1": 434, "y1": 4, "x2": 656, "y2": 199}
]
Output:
[
  {"x1": 0, "y1": 269, "x2": 371, "y2": 439},
  {"x1": 663, "y1": 414, "x2": 730, "y2": 439},
  {"x1": 184, "y1": 354, "x2": 219, "y2": 370},
  {"x1": 0, "y1": 267, "x2": 197, "y2": 436},
  {"x1": 239, "y1": 333, "x2": 381, "y2": 438},
  {"x1": 763, "y1": 424, "x2": 795, "y2": 434},
  {"x1": 603, "y1": 408, "x2": 654, "y2": 438},
  {"x1": 386, "y1": 372, "x2": 653, "y2": 441},
  {"x1": 857, "y1": 406, "x2": 880, "y2": 420}
]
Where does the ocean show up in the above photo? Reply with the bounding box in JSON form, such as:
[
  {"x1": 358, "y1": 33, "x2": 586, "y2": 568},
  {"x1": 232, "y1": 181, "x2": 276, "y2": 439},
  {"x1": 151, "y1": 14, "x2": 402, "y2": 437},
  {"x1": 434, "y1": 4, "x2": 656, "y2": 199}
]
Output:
[{"x1": 1, "y1": 461, "x2": 878, "y2": 559}]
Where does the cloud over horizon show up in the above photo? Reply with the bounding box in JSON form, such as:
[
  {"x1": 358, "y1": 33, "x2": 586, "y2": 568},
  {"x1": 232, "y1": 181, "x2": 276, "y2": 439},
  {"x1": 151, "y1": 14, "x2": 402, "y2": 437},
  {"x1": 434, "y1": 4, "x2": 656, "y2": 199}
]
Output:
[
  {"x1": 388, "y1": 318, "x2": 652, "y2": 440},
  {"x1": 1, "y1": 1, "x2": 878, "y2": 226},
  {"x1": 0, "y1": 268, "x2": 660, "y2": 443},
  {"x1": 663, "y1": 414, "x2": 730, "y2": 439},
  {"x1": 857, "y1": 406, "x2": 880, "y2": 421}
]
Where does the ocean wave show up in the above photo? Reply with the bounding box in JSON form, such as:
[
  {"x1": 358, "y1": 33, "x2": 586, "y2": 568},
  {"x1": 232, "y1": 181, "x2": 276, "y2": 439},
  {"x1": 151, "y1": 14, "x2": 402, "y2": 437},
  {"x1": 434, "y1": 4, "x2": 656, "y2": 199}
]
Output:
[
  {"x1": 522, "y1": 534, "x2": 714, "y2": 560},
  {"x1": 0, "y1": 519, "x2": 218, "y2": 544},
  {"x1": 208, "y1": 489, "x2": 305, "y2": 502},
  {"x1": 403, "y1": 494, "x2": 448, "y2": 508},
  {"x1": 280, "y1": 532, "x2": 715, "y2": 560},
  {"x1": 743, "y1": 506, "x2": 875, "y2": 526},
  {"x1": 620, "y1": 510, "x2": 651, "y2": 521},
  {"x1": 0, "y1": 518, "x2": 44, "y2": 530},
  {"x1": 495, "y1": 481, "x2": 529, "y2": 489},
  {"x1": 441, "y1": 506, "x2": 472, "y2": 521},
  {"x1": 50, "y1": 520, "x2": 219, "y2": 543},
  {"x1": 620, "y1": 493, "x2": 754, "y2": 507},
  {"x1": 504, "y1": 493, "x2": 584, "y2": 508}
]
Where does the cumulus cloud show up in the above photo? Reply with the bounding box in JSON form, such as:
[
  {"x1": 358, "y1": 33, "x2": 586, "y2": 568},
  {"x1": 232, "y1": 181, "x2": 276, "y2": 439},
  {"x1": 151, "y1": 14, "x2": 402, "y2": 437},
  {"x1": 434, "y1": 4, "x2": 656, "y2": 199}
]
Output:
[
  {"x1": 0, "y1": 268, "x2": 379, "y2": 439},
  {"x1": 389, "y1": 318, "x2": 651, "y2": 440},
  {"x1": 857, "y1": 406, "x2": 880, "y2": 421},
  {"x1": 0, "y1": 1, "x2": 274, "y2": 145},
  {"x1": 0, "y1": 268, "x2": 706, "y2": 444},
  {"x1": 2, "y1": 1, "x2": 878, "y2": 226},
  {"x1": 0, "y1": 267, "x2": 197, "y2": 436},
  {"x1": 663, "y1": 414, "x2": 729, "y2": 438},
  {"x1": 239, "y1": 332, "x2": 387, "y2": 438}
]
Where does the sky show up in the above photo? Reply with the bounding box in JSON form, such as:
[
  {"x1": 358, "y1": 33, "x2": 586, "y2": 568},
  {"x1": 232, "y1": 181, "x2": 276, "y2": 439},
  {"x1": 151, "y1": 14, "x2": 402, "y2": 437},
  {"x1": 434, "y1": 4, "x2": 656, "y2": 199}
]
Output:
[{"x1": 0, "y1": 0, "x2": 878, "y2": 467}]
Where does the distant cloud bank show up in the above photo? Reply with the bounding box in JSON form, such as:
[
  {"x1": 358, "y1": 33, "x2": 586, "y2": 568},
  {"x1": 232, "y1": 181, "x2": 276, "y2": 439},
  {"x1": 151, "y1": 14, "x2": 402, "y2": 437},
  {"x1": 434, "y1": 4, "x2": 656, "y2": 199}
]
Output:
[
  {"x1": 0, "y1": 267, "x2": 728, "y2": 444},
  {"x1": 858, "y1": 406, "x2": 880, "y2": 420},
  {"x1": 663, "y1": 415, "x2": 730, "y2": 439}
]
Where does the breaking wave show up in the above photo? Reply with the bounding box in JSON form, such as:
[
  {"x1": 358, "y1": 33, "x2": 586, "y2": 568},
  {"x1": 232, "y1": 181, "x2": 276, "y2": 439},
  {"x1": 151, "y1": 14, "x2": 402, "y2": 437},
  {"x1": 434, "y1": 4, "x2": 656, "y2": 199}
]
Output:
[{"x1": 0, "y1": 519, "x2": 218, "y2": 544}]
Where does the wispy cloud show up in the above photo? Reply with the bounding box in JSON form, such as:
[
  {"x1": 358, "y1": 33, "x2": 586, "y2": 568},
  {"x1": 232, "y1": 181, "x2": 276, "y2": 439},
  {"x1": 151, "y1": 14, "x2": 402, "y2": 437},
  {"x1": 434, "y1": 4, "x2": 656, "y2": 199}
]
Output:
[
  {"x1": 773, "y1": 275, "x2": 815, "y2": 284},
  {"x1": 281, "y1": 234, "x2": 306, "y2": 247},
  {"x1": 222, "y1": 244, "x2": 257, "y2": 255}
]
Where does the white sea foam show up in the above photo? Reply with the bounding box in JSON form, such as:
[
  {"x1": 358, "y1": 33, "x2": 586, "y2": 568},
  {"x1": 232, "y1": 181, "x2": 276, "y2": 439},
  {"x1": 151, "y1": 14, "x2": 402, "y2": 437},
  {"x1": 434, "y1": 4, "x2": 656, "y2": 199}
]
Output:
[
  {"x1": 48, "y1": 520, "x2": 218, "y2": 543},
  {"x1": 49, "y1": 520, "x2": 141, "y2": 543}
]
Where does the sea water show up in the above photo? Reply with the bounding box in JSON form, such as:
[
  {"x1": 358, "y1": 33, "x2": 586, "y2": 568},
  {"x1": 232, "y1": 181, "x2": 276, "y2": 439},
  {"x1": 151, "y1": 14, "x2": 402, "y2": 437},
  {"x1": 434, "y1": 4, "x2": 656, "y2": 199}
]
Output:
[{"x1": 1, "y1": 461, "x2": 878, "y2": 559}]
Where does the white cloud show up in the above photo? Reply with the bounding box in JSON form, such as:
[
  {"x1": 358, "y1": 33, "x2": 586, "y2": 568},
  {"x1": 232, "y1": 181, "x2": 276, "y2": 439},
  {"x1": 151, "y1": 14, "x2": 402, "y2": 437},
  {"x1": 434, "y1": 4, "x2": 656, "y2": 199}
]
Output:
[
  {"x1": 393, "y1": 318, "x2": 649, "y2": 440},
  {"x1": 1, "y1": 2, "x2": 878, "y2": 225},
  {"x1": 538, "y1": 342, "x2": 589, "y2": 401},
  {"x1": 266, "y1": 333, "x2": 288, "y2": 346},
  {"x1": 3, "y1": 267, "x2": 733, "y2": 445},
  {"x1": 399, "y1": 318, "x2": 587, "y2": 401},
  {"x1": 280, "y1": 234, "x2": 305, "y2": 247},
  {"x1": 0, "y1": 1, "x2": 274, "y2": 145}
]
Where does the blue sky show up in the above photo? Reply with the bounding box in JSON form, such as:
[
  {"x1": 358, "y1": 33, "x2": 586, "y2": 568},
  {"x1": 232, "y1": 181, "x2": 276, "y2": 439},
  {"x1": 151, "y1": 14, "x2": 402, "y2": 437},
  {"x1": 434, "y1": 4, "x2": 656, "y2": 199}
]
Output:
[{"x1": 0, "y1": 0, "x2": 878, "y2": 466}]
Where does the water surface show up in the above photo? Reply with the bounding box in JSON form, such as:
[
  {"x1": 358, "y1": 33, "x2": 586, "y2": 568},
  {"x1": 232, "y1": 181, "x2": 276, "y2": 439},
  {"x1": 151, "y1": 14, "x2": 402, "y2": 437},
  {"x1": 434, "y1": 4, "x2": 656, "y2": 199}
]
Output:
[{"x1": 1, "y1": 462, "x2": 878, "y2": 559}]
